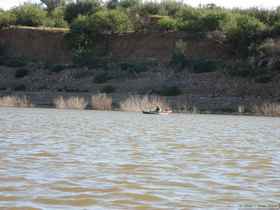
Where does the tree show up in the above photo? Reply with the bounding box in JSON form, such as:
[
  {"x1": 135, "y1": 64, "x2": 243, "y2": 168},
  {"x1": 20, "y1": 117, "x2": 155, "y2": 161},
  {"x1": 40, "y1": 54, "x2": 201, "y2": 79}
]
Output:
[
  {"x1": 12, "y1": 3, "x2": 47, "y2": 27},
  {"x1": 89, "y1": 9, "x2": 132, "y2": 34},
  {"x1": 107, "y1": 0, "x2": 119, "y2": 9},
  {"x1": 64, "y1": 0, "x2": 101, "y2": 23},
  {"x1": 40, "y1": 0, "x2": 64, "y2": 12},
  {"x1": 0, "y1": 11, "x2": 16, "y2": 29}
]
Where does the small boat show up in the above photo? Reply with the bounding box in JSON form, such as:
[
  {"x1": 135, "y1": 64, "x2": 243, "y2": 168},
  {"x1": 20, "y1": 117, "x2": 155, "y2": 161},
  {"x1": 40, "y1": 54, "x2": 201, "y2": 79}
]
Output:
[{"x1": 142, "y1": 110, "x2": 172, "y2": 115}]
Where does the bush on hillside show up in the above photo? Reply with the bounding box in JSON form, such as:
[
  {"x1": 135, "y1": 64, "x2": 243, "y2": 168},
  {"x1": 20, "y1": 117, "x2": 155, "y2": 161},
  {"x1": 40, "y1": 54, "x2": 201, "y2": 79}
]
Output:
[
  {"x1": 138, "y1": 2, "x2": 161, "y2": 16},
  {"x1": 0, "y1": 11, "x2": 16, "y2": 29},
  {"x1": 118, "y1": 0, "x2": 141, "y2": 9},
  {"x1": 236, "y1": 7, "x2": 280, "y2": 26},
  {"x1": 45, "y1": 7, "x2": 68, "y2": 27},
  {"x1": 158, "y1": 16, "x2": 177, "y2": 31},
  {"x1": 40, "y1": 0, "x2": 64, "y2": 12},
  {"x1": 89, "y1": 9, "x2": 132, "y2": 34},
  {"x1": 222, "y1": 13, "x2": 266, "y2": 57},
  {"x1": 64, "y1": 0, "x2": 101, "y2": 23},
  {"x1": 12, "y1": 3, "x2": 47, "y2": 27},
  {"x1": 158, "y1": 1, "x2": 184, "y2": 17}
]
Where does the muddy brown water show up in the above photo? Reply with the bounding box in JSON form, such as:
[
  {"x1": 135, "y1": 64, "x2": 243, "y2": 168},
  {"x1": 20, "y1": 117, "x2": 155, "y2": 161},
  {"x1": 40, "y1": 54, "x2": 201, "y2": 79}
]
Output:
[{"x1": 0, "y1": 108, "x2": 279, "y2": 209}]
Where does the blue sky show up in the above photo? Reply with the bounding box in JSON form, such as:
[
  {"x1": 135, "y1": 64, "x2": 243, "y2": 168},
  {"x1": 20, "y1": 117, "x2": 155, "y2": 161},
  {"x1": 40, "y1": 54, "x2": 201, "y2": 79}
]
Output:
[{"x1": 0, "y1": 0, "x2": 279, "y2": 10}]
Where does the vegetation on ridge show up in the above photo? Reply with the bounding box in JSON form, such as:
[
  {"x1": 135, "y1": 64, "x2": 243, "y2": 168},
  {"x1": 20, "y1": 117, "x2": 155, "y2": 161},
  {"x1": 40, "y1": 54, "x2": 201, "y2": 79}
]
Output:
[{"x1": 0, "y1": 0, "x2": 280, "y2": 91}]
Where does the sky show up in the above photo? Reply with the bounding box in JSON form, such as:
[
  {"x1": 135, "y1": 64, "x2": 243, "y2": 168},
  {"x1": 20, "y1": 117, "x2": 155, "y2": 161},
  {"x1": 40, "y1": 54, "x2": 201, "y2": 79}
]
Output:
[{"x1": 0, "y1": 0, "x2": 279, "y2": 10}]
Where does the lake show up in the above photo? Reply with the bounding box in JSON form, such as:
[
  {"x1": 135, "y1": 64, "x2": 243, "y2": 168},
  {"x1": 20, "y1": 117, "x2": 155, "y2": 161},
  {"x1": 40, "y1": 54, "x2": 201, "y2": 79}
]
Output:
[{"x1": 0, "y1": 108, "x2": 280, "y2": 209}]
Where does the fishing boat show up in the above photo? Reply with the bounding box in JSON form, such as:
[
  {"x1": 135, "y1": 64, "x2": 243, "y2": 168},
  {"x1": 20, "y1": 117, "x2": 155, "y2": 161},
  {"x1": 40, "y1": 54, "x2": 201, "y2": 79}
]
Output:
[{"x1": 142, "y1": 110, "x2": 172, "y2": 115}]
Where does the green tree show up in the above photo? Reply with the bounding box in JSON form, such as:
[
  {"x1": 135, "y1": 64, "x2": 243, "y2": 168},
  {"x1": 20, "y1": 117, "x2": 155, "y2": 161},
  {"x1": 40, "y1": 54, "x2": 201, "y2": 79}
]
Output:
[
  {"x1": 222, "y1": 13, "x2": 266, "y2": 57},
  {"x1": 45, "y1": 6, "x2": 68, "y2": 27},
  {"x1": 0, "y1": 11, "x2": 16, "y2": 29},
  {"x1": 12, "y1": 3, "x2": 47, "y2": 27},
  {"x1": 64, "y1": 0, "x2": 101, "y2": 23},
  {"x1": 107, "y1": 0, "x2": 119, "y2": 9},
  {"x1": 40, "y1": 0, "x2": 64, "y2": 12},
  {"x1": 158, "y1": 16, "x2": 177, "y2": 31},
  {"x1": 89, "y1": 9, "x2": 132, "y2": 34},
  {"x1": 118, "y1": 0, "x2": 141, "y2": 9}
]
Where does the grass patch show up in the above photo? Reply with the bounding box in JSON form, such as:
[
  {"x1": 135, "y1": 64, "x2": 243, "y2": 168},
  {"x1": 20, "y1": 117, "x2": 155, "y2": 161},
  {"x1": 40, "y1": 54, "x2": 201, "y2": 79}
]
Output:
[
  {"x1": 91, "y1": 93, "x2": 112, "y2": 110},
  {"x1": 120, "y1": 95, "x2": 169, "y2": 112},
  {"x1": 253, "y1": 103, "x2": 280, "y2": 116},
  {"x1": 0, "y1": 96, "x2": 33, "y2": 107},
  {"x1": 53, "y1": 96, "x2": 88, "y2": 110}
]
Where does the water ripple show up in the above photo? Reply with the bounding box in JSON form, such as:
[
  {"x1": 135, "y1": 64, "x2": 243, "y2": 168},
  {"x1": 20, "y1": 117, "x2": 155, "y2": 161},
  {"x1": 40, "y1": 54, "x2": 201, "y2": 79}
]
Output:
[{"x1": 0, "y1": 108, "x2": 280, "y2": 209}]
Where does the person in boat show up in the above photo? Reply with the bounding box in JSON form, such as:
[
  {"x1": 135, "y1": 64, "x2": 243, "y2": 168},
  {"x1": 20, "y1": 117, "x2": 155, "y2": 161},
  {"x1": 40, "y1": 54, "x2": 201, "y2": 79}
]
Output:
[{"x1": 155, "y1": 106, "x2": 162, "y2": 113}]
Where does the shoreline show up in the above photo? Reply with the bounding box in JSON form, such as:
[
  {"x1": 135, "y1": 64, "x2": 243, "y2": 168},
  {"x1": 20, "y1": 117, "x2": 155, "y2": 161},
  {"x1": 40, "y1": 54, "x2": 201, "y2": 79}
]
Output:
[{"x1": 0, "y1": 91, "x2": 279, "y2": 117}]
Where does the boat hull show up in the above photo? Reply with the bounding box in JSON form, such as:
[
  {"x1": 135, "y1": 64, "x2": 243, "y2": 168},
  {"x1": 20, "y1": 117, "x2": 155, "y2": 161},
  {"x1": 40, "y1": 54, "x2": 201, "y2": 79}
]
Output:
[{"x1": 142, "y1": 111, "x2": 172, "y2": 115}]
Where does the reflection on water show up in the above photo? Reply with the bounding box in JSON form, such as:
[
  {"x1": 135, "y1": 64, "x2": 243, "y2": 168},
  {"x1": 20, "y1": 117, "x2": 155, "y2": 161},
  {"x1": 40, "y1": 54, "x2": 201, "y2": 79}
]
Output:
[{"x1": 0, "y1": 108, "x2": 280, "y2": 209}]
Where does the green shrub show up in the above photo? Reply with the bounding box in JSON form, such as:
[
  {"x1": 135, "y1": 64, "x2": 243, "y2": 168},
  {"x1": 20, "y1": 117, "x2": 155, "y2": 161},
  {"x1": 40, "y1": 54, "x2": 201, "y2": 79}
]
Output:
[
  {"x1": 101, "y1": 85, "x2": 115, "y2": 93},
  {"x1": 89, "y1": 9, "x2": 132, "y2": 34},
  {"x1": 64, "y1": 0, "x2": 101, "y2": 23},
  {"x1": 0, "y1": 11, "x2": 16, "y2": 29},
  {"x1": 222, "y1": 13, "x2": 266, "y2": 57},
  {"x1": 15, "y1": 68, "x2": 29, "y2": 78},
  {"x1": 119, "y1": 0, "x2": 141, "y2": 9},
  {"x1": 175, "y1": 6, "x2": 201, "y2": 23},
  {"x1": 199, "y1": 12, "x2": 228, "y2": 31},
  {"x1": 66, "y1": 15, "x2": 95, "y2": 50},
  {"x1": 139, "y1": 2, "x2": 161, "y2": 16},
  {"x1": 107, "y1": 0, "x2": 119, "y2": 9},
  {"x1": 67, "y1": 9, "x2": 132, "y2": 65},
  {"x1": 176, "y1": 7, "x2": 201, "y2": 32},
  {"x1": 176, "y1": 9, "x2": 228, "y2": 33},
  {"x1": 46, "y1": 7, "x2": 68, "y2": 28},
  {"x1": 158, "y1": 16, "x2": 177, "y2": 31},
  {"x1": 12, "y1": 3, "x2": 47, "y2": 27},
  {"x1": 238, "y1": 7, "x2": 280, "y2": 26},
  {"x1": 158, "y1": 1, "x2": 184, "y2": 17},
  {"x1": 40, "y1": 0, "x2": 64, "y2": 12}
]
